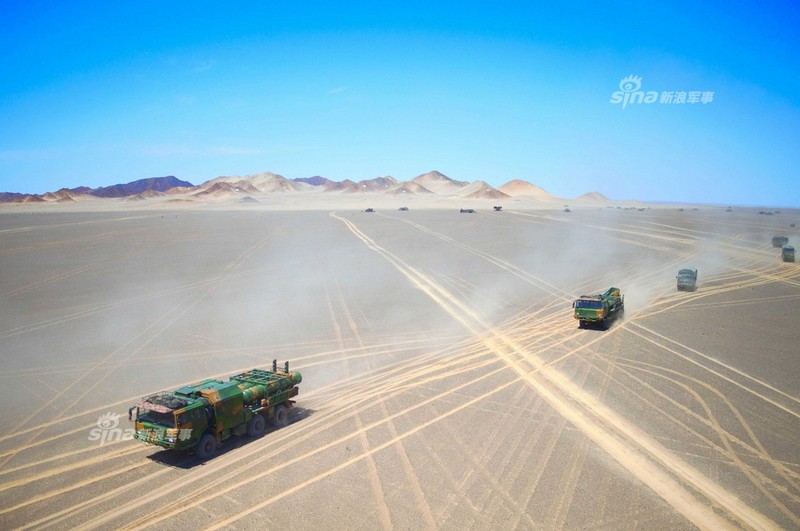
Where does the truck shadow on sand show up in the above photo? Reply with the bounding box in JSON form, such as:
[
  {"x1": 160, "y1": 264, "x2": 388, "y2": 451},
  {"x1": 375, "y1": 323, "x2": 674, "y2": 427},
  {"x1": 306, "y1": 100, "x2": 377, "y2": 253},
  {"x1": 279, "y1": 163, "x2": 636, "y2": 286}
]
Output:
[
  {"x1": 145, "y1": 406, "x2": 315, "y2": 469},
  {"x1": 578, "y1": 318, "x2": 625, "y2": 332}
]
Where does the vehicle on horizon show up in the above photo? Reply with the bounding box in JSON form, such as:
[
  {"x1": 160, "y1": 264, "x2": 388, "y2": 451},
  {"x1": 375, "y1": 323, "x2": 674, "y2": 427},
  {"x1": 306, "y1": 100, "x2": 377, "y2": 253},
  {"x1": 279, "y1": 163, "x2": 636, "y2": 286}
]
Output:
[
  {"x1": 772, "y1": 235, "x2": 789, "y2": 247},
  {"x1": 676, "y1": 268, "x2": 698, "y2": 291},
  {"x1": 493, "y1": 206, "x2": 502, "y2": 211},
  {"x1": 782, "y1": 245, "x2": 795, "y2": 263},
  {"x1": 572, "y1": 287, "x2": 624, "y2": 330},
  {"x1": 364, "y1": 208, "x2": 375, "y2": 213},
  {"x1": 398, "y1": 206, "x2": 409, "y2": 211},
  {"x1": 128, "y1": 361, "x2": 301, "y2": 460},
  {"x1": 460, "y1": 208, "x2": 476, "y2": 213}
]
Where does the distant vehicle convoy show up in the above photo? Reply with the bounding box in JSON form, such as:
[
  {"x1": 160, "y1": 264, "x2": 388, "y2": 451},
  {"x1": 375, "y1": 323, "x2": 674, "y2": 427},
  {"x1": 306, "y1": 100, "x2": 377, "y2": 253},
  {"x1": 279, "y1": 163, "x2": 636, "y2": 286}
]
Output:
[
  {"x1": 573, "y1": 287, "x2": 624, "y2": 330},
  {"x1": 783, "y1": 245, "x2": 795, "y2": 262},
  {"x1": 676, "y1": 268, "x2": 698, "y2": 291},
  {"x1": 129, "y1": 361, "x2": 301, "y2": 459}
]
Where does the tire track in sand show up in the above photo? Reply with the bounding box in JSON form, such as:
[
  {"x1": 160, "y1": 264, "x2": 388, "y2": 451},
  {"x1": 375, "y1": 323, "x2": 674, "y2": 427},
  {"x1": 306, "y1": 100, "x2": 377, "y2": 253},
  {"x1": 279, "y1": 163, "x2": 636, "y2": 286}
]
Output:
[
  {"x1": 324, "y1": 279, "x2": 393, "y2": 530},
  {"x1": 333, "y1": 279, "x2": 438, "y2": 528}
]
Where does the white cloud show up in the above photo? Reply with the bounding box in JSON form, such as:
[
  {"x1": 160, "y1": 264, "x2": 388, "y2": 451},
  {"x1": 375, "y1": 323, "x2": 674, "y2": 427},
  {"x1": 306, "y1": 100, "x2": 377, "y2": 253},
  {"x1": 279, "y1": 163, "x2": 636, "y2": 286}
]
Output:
[
  {"x1": 326, "y1": 86, "x2": 350, "y2": 95},
  {"x1": 192, "y1": 60, "x2": 216, "y2": 73}
]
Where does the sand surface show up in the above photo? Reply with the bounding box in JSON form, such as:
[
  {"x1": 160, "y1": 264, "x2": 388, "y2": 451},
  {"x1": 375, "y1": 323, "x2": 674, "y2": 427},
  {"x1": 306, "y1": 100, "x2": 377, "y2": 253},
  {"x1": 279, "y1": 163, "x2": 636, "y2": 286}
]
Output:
[{"x1": 1, "y1": 198, "x2": 798, "y2": 529}]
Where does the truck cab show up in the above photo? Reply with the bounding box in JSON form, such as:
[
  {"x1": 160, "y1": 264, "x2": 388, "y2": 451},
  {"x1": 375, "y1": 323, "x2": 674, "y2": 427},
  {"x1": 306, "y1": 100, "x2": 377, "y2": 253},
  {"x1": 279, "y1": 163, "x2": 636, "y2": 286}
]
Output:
[
  {"x1": 783, "y1": 245, "x2": 795, "y2": 262},
  {"x1": 129, "y1": 393, "x2": 209, "y2": 452}
]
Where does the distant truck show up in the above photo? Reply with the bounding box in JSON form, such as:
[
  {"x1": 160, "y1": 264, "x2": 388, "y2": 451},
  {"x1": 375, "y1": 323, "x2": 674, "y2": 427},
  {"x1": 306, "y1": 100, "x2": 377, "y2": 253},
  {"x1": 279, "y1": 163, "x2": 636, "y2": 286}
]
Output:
[
  {"x1": 772, "y1": 235, "x2": 789, "y2": 248},
  {"x1": 783, "y1": 245, "x2": 795, "y2": 263},
  {"x1": 676, "y1": 268, "x2": 698, "y2": 291},
  {"x1": 129, "y1": 361, "x2": 301, "y2": 459},
  {"x1": 573, "y1": 287, "x2": 624, "y2": 329}
]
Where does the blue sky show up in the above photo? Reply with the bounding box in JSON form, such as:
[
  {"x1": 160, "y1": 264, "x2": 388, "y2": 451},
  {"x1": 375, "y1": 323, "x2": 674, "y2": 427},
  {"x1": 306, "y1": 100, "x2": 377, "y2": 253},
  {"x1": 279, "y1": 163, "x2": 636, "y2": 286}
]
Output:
[{"x1": 1, "y1": 1, "x2": 799, "y2": 206}]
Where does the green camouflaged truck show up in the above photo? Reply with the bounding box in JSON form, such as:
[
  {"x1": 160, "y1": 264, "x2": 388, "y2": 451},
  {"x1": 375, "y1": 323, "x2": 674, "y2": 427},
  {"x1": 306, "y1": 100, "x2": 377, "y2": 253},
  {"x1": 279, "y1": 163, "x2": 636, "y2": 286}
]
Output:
[
  {"x1": 129, "y1": 361, "x2": 301, "y2": 459},
  {"x1": 573, "y1": 287, "x2": 624, "y2": 330},
  {"x1": 677, "y1": 268, "x2": 698, "y2": 291}
]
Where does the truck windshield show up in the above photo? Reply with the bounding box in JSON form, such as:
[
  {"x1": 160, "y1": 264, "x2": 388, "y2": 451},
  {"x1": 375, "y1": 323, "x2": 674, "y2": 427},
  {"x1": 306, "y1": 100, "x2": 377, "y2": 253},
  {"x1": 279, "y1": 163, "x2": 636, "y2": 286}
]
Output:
[
  {"x1": 139, "y1": 408, "x2": 176, "y2": 428},
  {"x1": 575, "y1": 300, "x2": 603, "y2": 309}
]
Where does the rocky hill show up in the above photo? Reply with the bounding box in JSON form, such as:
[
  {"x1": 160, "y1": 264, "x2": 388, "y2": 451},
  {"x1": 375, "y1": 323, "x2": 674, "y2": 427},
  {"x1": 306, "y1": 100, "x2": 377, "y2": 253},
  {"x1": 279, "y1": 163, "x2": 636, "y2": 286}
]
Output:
[{"x1": 90, "y1": 176, "x2": 194, "y2": 198}]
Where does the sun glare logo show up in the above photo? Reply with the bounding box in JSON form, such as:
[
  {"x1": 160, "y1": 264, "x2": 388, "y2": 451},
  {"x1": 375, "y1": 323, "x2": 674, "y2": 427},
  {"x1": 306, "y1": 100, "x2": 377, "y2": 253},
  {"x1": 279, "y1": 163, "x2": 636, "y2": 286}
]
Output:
[{"x1": 610, "y1": 75, "x2": 715, "y2": 109}]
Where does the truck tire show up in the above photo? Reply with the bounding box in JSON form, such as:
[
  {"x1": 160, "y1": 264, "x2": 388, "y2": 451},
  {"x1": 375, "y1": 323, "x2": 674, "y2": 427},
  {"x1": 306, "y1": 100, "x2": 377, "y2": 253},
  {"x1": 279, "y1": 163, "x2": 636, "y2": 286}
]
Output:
[
  {"x1": 196, "y1": 433, "x2": 217, "y2": 460},
  {"x1": 271, "y1": 404, "x2": 289, "y2": 428},
  {"x1": 602, "y1": 317, "x2": 609, "y2": 330},
  {"x1": 248, "y1": 414, "x2": 266, "y2": 437}
]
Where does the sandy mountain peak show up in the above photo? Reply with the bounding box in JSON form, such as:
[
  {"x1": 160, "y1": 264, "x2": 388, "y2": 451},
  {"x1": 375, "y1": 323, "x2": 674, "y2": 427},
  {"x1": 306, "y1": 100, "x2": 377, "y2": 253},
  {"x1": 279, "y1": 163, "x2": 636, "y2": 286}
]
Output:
[
  {"x1": 577, "y1": 191, "x2": 611, "y2": 202},
  {"x1": 499, "y1": 179, "x2": 554, "y2": 200},
  {"x1": 202, "y1": 172, "x2": 304, "y2": 193},
  {"x1": 457, "y1": 180, "x2": 511, "y2": 199},
  {"x1": 411, "y1": 170, "x2": 469, "y2": 194}
]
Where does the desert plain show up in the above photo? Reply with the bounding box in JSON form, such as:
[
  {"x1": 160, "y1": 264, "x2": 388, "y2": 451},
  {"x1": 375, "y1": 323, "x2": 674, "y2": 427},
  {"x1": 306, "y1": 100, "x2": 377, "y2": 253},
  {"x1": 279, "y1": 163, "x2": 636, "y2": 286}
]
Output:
[{"x1": 0, "y1": 194, "x2": 798, "y2": 530}]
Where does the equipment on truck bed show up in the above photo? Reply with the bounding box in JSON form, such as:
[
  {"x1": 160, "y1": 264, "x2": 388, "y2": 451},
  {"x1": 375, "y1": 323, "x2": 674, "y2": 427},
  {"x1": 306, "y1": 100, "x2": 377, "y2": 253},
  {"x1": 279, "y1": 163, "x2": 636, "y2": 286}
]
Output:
[{"x1": 128, "y1": 360, "x2": 301, "y2": 460}]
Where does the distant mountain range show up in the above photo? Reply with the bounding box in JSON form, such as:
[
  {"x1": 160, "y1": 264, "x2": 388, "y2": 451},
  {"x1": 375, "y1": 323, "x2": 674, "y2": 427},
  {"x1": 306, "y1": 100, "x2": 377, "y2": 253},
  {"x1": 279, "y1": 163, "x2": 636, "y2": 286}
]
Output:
[
  {"x1": 0, "y1": 171, "x2": 611, "y2": 204},
  {"x1": 0, "y1": 176, "x2": 194, "y2": 203}
]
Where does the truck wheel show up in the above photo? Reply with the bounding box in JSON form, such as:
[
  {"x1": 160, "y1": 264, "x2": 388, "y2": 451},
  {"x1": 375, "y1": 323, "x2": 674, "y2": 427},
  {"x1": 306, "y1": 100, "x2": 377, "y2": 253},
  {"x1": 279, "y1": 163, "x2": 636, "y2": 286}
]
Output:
[
  {"x1": 196, "y1": 433, "x2": 217, "y2": 460},
  {"x1": 272, "y1": 404, "x2": 289, "y2": 428},
  {"x1": 248, "y1": 414, "x2": 266, "y2": 437},
  {"x1": 602, "y1": 317, "x2": 609, "y2": 330}
]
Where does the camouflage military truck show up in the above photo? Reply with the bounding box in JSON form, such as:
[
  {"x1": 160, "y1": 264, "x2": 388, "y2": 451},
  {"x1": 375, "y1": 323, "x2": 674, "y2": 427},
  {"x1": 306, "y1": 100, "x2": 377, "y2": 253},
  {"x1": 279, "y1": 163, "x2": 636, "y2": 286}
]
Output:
[
  {"x1": 572, "y1": 287, "x2": 624, "y2": 330},
  {"x1": 783, "y1": 245, "x2": 795, "y2": 263},
  {"x1": 129, "y1": 361, "x2": 301, "y2": 459},
  {"x1": 676, "y1": 268, "x2": 698, "y2": 291},
  {"x1": 772, "y1": 235, "x2": 789, "y2": 248}
]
